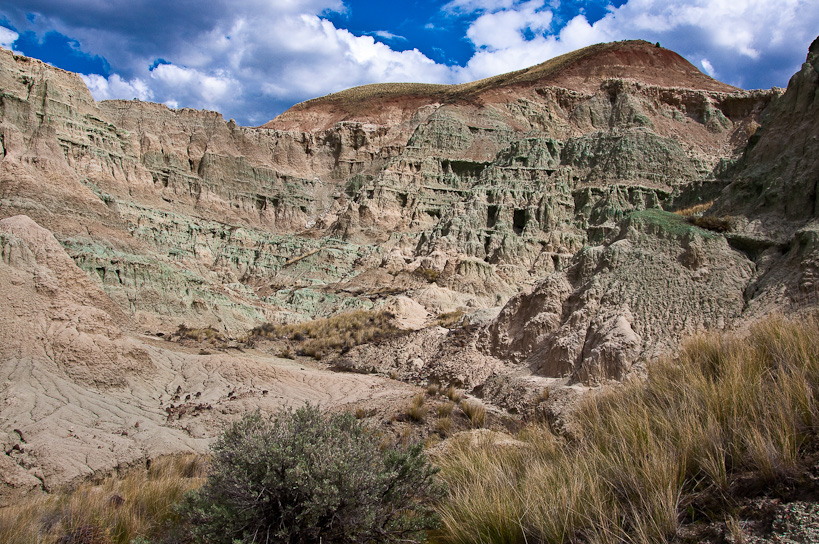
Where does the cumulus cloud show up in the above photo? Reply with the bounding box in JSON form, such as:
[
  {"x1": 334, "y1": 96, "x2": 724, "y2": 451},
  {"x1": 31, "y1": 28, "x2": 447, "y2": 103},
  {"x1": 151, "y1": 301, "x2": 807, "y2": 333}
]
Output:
[
  {"x1": 454, "y1": 0, "x2": 819, "y2": 88},
  {"x1": 0, "y1": 25, "x2": 18, "y2": 50},
  {"x1": 0, "y1": 0, "x2": 457, "y2": 124},
  {"x1": 80, "y1": 73, "x2": 152, "y2": 101}
]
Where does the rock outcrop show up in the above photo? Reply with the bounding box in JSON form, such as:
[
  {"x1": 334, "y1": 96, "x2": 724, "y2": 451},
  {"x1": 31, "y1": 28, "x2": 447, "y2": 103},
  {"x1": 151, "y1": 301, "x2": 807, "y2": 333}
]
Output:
[
  {"x1": 0, "y1": 42, "x2": 776, "y2": 335},
  {"x1": 483, "y1": 209, "x2": 753, "y2": 383},
  {"x1": 2, "y1": 36, "x2": 818, "y2": 500}
]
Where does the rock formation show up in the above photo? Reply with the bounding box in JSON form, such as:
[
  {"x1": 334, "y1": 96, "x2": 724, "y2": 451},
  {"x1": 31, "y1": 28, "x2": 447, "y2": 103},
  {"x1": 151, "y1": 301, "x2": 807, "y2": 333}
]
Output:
[{"x1": 1, "y1": 36, "x2": 817, "y2": 499}]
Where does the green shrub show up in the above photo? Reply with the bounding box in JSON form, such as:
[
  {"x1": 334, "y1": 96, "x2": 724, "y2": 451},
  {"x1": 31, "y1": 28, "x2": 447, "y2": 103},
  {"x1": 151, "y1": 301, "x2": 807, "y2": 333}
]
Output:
[{"x1": 181, "y1": 404, "x2": 443, "y2": 544}]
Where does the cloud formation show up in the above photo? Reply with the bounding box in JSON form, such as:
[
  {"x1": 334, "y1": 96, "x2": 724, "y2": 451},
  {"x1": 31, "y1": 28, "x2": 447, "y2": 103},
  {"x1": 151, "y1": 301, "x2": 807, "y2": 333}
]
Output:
[
  {"x1": 0, "y1": 0, "x2": 816, "y2": 124},
  {"x1": 0, "y1": 0, "x2": 453, "y2": 124},
  {"x1": 0, "y1": 25, "x2": 17, "y2": 50},
  {"x1": 452, "y1": 0, "x2": 819, "y2": 88}
]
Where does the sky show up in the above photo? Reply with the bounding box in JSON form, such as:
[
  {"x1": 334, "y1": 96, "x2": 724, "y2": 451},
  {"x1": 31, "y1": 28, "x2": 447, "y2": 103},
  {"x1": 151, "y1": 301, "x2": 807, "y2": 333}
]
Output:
[{"x1": 0, "y1": 0, "x2": 816, "y2": 126}]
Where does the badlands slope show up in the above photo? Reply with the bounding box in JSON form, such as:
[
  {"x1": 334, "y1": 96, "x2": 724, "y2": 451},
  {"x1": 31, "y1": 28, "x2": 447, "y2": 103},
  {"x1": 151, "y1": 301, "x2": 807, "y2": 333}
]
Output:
[{"x1": 1, "y1": 37, "x2": 818, "y2": 501}]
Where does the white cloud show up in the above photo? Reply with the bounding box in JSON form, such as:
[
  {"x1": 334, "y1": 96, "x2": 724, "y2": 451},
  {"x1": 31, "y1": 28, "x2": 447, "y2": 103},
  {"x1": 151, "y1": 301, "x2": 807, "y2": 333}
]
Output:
[
  {"x1": 700, "y1": 58, "x2": 716, "y2": 77},
  {"x1": 443, "y1": 0, "x2": 516, "y2": 15},
  {"x1": 3, "y1": 0, "x2": 817, "y2": 124},
  {"x1": 0, "y1": 26, "x2": 18, "y2": 51},
  {"x1": 455, "y1": 6, "x2": 610, "y2": 81},
  {"x1": 80, "y1": 73, "x2": 153, "y2": 102},
  {"x1": 467, "y1": 1, "x2": 553, "y2": 51},
  {"x1": 149, "y1": 64, "x2": 239, "y2": 110},
  {"x1": 367, "y1": 30, "x2": 408, "y2": 42},
  {"x1": 455, "y1": 0, "x2": 819, "y2": 88}
]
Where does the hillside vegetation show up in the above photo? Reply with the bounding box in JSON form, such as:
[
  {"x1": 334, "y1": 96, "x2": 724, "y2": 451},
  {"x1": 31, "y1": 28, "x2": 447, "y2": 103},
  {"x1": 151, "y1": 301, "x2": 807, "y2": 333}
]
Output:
[
  {"x1": 2, "y1": 313, "x2": 818, "y2": 543},
  {"x1": 435, "y1": 313, "x2": 819, "y2": 543}
]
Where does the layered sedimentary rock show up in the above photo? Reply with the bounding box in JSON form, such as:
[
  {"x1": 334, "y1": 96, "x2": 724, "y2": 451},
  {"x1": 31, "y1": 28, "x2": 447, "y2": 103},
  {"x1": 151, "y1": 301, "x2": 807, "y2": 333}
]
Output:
[
  {"x1": 451, "y1": 36, "x2": 819, "y2": 387},
  {"x1": 482, "y1": 209, "x2": 753, "y2": 383},
  {"x1": 3, "y1": 36, "x2": 818, "y2": 498},
  {"x1": 1, "y1": 41, "x2": 776, "y2": 334}
]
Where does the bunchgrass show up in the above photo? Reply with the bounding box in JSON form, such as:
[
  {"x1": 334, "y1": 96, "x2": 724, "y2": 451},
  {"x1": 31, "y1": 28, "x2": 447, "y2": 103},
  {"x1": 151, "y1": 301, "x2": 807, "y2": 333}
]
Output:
[
  {"x1": 673, "y1": 200, "x2": 714, "y2": 217},
  {"x1": 437, "y1": 402, "x2": 455, "y2": 418},
  {"x1": 460, "y1": 400, "x2": 486, "y2": 428},
  {"x1": 436, "y1": 310, "x2": 465, "y2": 329},
  {"x1": 444, "y1": 386, "x2": 464, "y2": 404},
  {"x1": 407, "y1": 393, "x2": 428, "y2": 423},
  {"x1": 434, "y1": 313, "x2": 819, "y2": 544},
  {"x1": 248, "y1": 310, "x2": 404, "y2": 360},
  {"x1": 0, "y1": 455, "x2": 206, "y2": 544}
]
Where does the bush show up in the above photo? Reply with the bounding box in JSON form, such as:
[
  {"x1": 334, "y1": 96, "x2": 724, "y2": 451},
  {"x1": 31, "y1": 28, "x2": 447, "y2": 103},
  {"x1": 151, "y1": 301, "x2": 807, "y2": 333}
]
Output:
[{"x1": 181, "y1": 405, "x2": 443, "y2": 544}]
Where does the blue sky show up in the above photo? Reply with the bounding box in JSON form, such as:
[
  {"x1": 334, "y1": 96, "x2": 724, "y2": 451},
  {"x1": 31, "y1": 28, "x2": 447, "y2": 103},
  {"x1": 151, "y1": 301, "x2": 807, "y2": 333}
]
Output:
[{"x1": 0, "y1": 0, "x2": 816, "y2": 126}]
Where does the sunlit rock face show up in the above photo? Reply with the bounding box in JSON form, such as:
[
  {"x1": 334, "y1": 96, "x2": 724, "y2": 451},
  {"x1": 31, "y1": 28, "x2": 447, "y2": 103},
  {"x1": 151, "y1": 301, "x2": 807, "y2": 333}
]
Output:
[{"x1": 4, "y1": 35, "x2": 819, "y2": 500}]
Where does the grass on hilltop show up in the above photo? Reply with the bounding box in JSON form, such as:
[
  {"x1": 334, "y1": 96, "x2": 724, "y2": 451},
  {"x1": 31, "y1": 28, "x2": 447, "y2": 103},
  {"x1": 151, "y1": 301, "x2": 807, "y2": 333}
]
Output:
[
  {"x1": 434, "y1": 313, "x2": 819, "y2": 543},
  {"x1": 276, "y1": 41, "x2": 643, "y2": 117}
]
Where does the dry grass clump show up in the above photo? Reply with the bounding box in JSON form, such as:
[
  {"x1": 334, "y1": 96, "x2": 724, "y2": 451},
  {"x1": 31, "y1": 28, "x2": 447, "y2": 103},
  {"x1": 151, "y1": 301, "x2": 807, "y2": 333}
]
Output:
[
  {"x1": 435, "y1": 314, "x2": 819, "y2": 544},
  {"x1": 444, "y1": 386, "x2": 464, "y2": 404},
  {"x1": 437, "y1": 402, "x2": 455, "y2": 418},
  {"x1": 248, "y1": 310, "x2": 403, "y2": 360},
  {"x1": 672, "y1": 200, "x2": 733, "y2": 233},
  {"x1": 435, "y1": 310, "x2": 465, "y2": 329},
  {"x1": 435, "y1": 416, "x2": 453, "y2": 436},
  {"x1": 689, "y1": 214, "x2": 733, "y2": 233},
  {"x1": 427, "y1": 383, "x2": 441, "y2": 396},
  {"x1": 414, "y1": 267, "x2": 441, "y2": 283},
  {"x1": 171, "y1": 324, "x2": 226, "y2": 344},
  {"x1": 0, "y1": 455, "x2": 206, "y2": 544},
  {"x1": 674, "y1": 200, "x2": 714, "y2": 217},
  {"x1": 407, "y1": 393, "x2": 428, "y2": 423},
  {"x1": 460, "y1": 400, "x2": 486, "y2": 428}
]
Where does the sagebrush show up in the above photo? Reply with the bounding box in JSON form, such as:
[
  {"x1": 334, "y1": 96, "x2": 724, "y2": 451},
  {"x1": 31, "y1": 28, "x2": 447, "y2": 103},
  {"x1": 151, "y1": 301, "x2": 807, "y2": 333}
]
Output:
[{"x1": 182, "y1": 404, "x2": 443, "y2": 544}]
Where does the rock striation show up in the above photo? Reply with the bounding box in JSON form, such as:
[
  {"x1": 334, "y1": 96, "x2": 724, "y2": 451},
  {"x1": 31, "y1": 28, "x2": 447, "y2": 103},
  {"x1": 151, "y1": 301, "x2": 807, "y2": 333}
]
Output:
[
  {"x1": 0, "y1": 41, "x2": 776, "y2": 335},
  {"x1": 1, "y1": 36, "x2": 817, "y2": 498}
]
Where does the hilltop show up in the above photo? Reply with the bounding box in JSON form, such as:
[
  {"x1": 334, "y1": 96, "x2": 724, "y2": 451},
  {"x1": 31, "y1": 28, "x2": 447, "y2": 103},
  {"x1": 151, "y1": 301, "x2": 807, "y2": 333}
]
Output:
[{"x1": 267, "y1": 40, "x2": 737, "y2": 131}]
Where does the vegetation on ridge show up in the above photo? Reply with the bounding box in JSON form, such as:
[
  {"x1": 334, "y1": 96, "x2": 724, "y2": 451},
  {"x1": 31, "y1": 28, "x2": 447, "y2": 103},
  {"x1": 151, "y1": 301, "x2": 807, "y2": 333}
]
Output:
[{"x1": 275, "y1": 40, "x2": 660, "y2": 117}]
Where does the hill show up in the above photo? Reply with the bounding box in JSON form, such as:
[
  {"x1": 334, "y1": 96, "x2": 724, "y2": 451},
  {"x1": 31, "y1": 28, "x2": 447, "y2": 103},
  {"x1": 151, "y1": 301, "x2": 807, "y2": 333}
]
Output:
[{"x1": 1, "y1": 34, "x2": 816, "y2": 512}]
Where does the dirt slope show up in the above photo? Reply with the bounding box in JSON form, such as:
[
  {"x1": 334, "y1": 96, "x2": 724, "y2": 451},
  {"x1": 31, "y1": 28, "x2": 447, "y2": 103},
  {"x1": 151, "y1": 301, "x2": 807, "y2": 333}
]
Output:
[{"x1": 0, "y1": 215, "x2": 418, "y2": 504}]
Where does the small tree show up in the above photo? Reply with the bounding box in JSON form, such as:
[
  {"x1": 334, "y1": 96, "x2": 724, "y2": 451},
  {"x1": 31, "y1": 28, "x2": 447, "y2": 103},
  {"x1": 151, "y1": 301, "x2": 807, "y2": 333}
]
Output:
[{"x1": 182, "y1": 404, "x2": 443, "y2": 544}]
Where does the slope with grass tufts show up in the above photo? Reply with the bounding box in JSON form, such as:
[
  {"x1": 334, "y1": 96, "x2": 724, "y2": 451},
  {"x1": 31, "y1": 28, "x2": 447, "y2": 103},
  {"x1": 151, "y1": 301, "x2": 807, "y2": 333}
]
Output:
[{"x1": 435, "y1": 313, "x2": 819, "y2": 543}]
